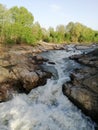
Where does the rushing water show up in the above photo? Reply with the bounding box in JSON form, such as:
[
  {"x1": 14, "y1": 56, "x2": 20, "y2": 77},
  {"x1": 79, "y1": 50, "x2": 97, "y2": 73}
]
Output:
[{"x1": 0, "y1": 48, "x2": 95, "y2": 130}]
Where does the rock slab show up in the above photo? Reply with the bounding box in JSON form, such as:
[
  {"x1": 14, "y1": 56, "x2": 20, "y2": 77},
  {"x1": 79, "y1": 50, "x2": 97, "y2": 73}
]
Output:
[
  {"x1": 0, "y1": 45, "x2": 52, "y2": 102},
  {"x1": 63, "y1": 48, "x2": 98, "y2": 124}
]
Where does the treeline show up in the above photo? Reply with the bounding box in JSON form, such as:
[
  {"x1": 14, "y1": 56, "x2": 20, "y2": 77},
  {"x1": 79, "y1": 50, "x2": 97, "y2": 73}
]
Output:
[
  {"x1": 0, "y1": 4, "x2": 98, "y2": 45},
  {"x1": 45, "y1": 23, "x2": 98, "y2": 44},
  {"x1": 0, "y1": 4, "x2": 43, "y2": 45}
]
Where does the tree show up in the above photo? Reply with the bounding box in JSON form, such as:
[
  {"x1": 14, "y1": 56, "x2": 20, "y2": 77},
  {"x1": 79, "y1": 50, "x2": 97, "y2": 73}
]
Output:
[
  {"x1": 0, "y1": 3, "x2": 98, "y2": 45},
  {"x1": 9, "y1": 6, "x2": 34, "y2": 27},
  {"x1": 48, "y1": 27, "x2": 55, "y2": 42},
  {"x1": 94, "y1": 32, "x2": 98, "y2": 43},
  {"x1": 0, "y1": 4, "x2": 8, "y2": 43},
  {"x1": 32, "y1": 22, "x2": 42, "y2": 42},
  {"x1": 56, "y1": 25, "x2": 65, "y2": 43},
  {"x1": 69, "y1": 23, "x2": 83, "y2": 42},
  {"x1": 65, "y1": 22, "x2": 75, "y2": 32},
  {"x1": 78, "y1": 27, "x2": 95, "y2": 43},
  {"x1": 5, "y1": 6, "x2": 35, "y2": 44},
  {"x1": 64, "y1": 32, "x2": 71, "y2": 43},
  {"x1": 42, "y1": 28, "x2": 50, "y2": 42}
]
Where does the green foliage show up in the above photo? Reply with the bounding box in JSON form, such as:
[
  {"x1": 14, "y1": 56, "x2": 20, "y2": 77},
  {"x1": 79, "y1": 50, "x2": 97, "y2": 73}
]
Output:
[
  {"x1": 9, "y1": 6, "x2": 34, "y2": 27},
  {"x1": 56, "y1": 25, "x2": 65, "y2": 43},
  {"x1": 0, "y1": 4, "x2": 35, "y2": 45},
  {"x1": 64, "y1": 22, "x2": 98, "y2": 44},
  {"x1": 93, "y1": 32, "x2": 98, "y2": 43},
  {"x1": 42, "y1": 22, "x2": 98, "y2": 44},
  {"x1": 0, "y1": 3, "x2": 98, "y2": 45},
  {"x1": 64, "y1": 33, "x2": 71, "y2": 42},
  {"x1": 32, "y1": 22, "x2": 42, "y2": 42},
  {"x1": 42, "y1": 28, "x2": 50, "y2": 42}
]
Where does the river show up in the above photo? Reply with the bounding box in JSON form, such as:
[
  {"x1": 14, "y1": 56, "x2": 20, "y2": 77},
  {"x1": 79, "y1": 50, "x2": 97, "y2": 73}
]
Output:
[{"x1": 0, "y1": 47, "x2": 95, "y2": 130}]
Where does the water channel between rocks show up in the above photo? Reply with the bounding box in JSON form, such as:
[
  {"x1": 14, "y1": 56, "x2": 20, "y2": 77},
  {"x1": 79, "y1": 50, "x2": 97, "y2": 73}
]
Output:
[{"x1": 0, "y1": 48, "x2": 96, "y2": 130}]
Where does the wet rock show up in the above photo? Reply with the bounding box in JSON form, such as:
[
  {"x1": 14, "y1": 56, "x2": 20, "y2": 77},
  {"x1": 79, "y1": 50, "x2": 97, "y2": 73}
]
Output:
[
  {"x1": 33, "y1": 55, "x2": 48, "y2": 64},
  {"x1": 48, "y1": 61, "x2": 55, "y2": 65},
  {"x1": 40, "y1": 65, "x2": 58, "y2": 80},
  {"x1": 0, "y1": 66, "x2": 10, "y2": 82},
  {"x1": 83, "y1": 74, "x2": 98, "y2": 93},
  {"x1": 63, "y1": 83, "x2": 98, "y2": 122},
  {"x1": 20, "y1": 70, "x2": 51, "y2": 92},
  {"x1": 70, "y1": 54, "x2": 81, "y2": 60},
  {"x1": 0, "y1": 44, "x2": 52, "y2": 102},
  {"x1": 38, "y1": 42, "x2": 67, "y2": 51},
  {"x1": 63, "y1": 48, "x2": 98, "y2": 124},
  {"x1": 70, "y1": 48, "x2": 98, "y2": 68},
  {"x1": 75, "y1": 45, "x2": 92, "y2": 50},
  {"x1": 0, "y1": 83, "x2": 12, "y2": 102}
]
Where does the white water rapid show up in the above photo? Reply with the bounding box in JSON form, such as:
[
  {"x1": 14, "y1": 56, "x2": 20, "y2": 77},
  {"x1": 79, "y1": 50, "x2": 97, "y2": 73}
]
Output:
[{"x1": 0, "y1": 49, "x2": 95, "y2": 130}]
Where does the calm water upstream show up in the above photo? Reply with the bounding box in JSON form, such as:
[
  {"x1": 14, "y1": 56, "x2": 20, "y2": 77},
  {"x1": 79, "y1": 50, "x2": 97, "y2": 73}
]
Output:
[{"x1": 0, "y1": 48, "x2": 95, "y2": 130}]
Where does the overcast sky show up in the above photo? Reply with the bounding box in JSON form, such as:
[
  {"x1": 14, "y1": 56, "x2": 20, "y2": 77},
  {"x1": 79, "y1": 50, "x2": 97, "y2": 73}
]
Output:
[{"x1": 0, "y1": 0, "x2": 98, "y2": 30}]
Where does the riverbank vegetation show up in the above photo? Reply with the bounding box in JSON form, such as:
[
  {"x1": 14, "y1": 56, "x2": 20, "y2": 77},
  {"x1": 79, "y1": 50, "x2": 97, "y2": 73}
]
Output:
[{"x1": 0, "y1": 4, "x2": 98, "y2": 45}]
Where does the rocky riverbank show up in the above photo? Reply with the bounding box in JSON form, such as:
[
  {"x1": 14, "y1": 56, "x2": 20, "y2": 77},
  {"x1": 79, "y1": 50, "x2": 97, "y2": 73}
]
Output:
[
  {"x1": 1, "y1": 43, "x2": 98, "y2": 125},
  {"x1": 63, "y1": 47, "x2": 98, "y2": 124},
  {"x1": 0, "y1": 43, "x2": 66, "y2": 102}
]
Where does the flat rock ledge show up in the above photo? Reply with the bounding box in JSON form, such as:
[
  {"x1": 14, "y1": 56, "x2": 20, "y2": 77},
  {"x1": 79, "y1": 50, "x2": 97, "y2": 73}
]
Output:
[{"x1": 63, "y1": 48, "x2": 98, "y2": 124}]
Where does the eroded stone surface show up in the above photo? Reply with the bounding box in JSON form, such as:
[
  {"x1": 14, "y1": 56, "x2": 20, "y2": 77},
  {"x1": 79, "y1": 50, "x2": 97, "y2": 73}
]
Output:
[
  {"x1": 63, "y1": 48, "x2": 98, "y2": 124},
  {"x1": 0, "y1": 44, "x2": 54, "y2": 102}
]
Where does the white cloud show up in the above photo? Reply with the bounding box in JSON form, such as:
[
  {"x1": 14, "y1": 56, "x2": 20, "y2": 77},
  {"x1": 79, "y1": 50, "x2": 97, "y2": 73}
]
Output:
[{"x1": 50, "y1": 4, "x2": 61, "y2": 12}]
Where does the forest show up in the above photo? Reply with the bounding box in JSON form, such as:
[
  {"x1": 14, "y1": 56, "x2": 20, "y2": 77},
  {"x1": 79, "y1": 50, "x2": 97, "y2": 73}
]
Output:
[{"x1": 0, "y1": 3, "x2": 98, "y2": 45}]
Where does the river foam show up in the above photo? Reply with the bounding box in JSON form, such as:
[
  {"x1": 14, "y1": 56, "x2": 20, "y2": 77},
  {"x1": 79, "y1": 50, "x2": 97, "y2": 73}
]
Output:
[{"x1": 0, "y1": 49, "x2": 95, "y2": 130}]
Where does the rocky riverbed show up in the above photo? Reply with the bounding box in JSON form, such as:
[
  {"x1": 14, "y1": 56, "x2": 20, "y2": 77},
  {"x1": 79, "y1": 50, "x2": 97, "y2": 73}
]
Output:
[
  {"x1": 0, "y1": 43, "x2": 66, "y2": 102},
  {"x1": 63, "y1": 47, "x2": 98, "y2": 125},
  {"x1": 0, "y1": 43, "x2": 97, "y2": 130},
  {"x1": 0, "y1": 43, "x2": 98, "y2": 125}
]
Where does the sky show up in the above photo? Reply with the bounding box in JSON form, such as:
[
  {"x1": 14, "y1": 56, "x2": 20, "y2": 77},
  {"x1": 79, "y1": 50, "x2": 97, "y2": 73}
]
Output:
[{"x1": 0, "y1": 0, "x2": 98, "y2": 30}]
